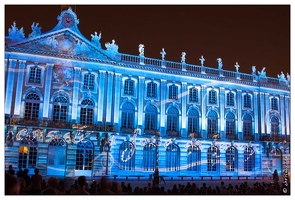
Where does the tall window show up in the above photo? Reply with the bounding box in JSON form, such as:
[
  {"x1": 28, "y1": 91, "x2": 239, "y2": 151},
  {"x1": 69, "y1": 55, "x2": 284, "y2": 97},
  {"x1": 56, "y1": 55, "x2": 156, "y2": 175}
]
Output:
[
  {"x1": 124, "y1": 79, "x2": 134, "y2": 95},
  {"x1": 121, "y1": 102, "x2": 135, "y2": 129},
  {"x1": 187, "y1": 145, "x2": 200, "y2": 171},
  {"x1": 207, "y1": 110, "x2": 218, "y2": 136},
  {"x1": 271, "y1": 97, "x2": 278, "y2": 110},
  {"x1": 167, "y1": 107, "x2": 179, "y2": 133},
  {"x1": 76, "y1": 139, "x2": 93, "y2": 170},
  {"x1": 244, "y1": 93, "x2": 251, "y2": 108},
  {"x1": 80, "y1": 99, "x2": 94, "y2": 125},
  {"x1": 166, "y1": 143, "x2": 180, "y2": 171},
  {"x1": 270, "y1": 116, "x2": 280, "y2": 136},
  {"x1": 119, "y1": 141, "x2": 135, "y2": 171},
  {"x1": 168, "y1": 85, "x2": 178, "y2": 99},
  {"x1": 208, "y1": 89, "x2": 217, "y2": 104},
  {"x1": 18, "y1": 132, "x2": 38, "y2": 169},
  {"x1": 188, "y1": 108, "x2": 199, "y2": 134},
  {"x1": 53, "y1": 96, "x2": 68, "y2": 122},
  {"x1": 145, "y1": 105, "x2": 157, "y2": 130},
  {"x1": 84, "y1": 73, "x2": 95, "y2": 90},
  {"x1": 143, "y1": 143, "x2": 156, "y2": 171},
  {"x1": 226, "y1": 91, "x2": 235, "y2": 106},
  {"x1": 24, "y1": 93, "x2": 40, "y2": 120},
  {"x1": 244, "y1": 147, "x2": 254, "y2": 171},
  {"x1": 226, "y1": 112, "x2": 236, "y2": 136},
  {"x1": 243, "y1": 114, "x2": 252, "y2": 136},
  {"x1": 29, "y1": 66, "x2": 41, "y2": 84},
  {"x1": 207, "y1": 146, "x2": 219, "y2": 172},
  {"x1": 189, "y1": 88, "x2": 198, "y2": 102},
  {"x1": 147, "y1": 82, "x2": 157, "y2": 98},
  {"x1": 226, "y1": 146, "x2": 237, "y2": 171}
]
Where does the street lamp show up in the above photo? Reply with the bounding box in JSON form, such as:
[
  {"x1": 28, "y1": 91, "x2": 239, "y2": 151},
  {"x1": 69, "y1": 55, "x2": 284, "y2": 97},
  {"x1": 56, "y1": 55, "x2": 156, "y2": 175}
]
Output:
[{"x1": 153, "y1": 130, "x2": 161, "y2": 186}]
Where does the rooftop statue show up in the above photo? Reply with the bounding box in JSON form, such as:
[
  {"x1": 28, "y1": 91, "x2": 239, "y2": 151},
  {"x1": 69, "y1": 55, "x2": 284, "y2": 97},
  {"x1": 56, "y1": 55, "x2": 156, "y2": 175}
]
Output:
[
  {"x1": 278, "y1": 71, "x2": 286, "y2": 81},
  {"x1": 105, "y1": 39, "x2": 119, "y2": 53},
  {"x1": 160, "y1": 48, "x2": 166, "y2": 60},
  {"x1": 181, "y1": 52, "x2": 186, "y2": 63},
  {"x1": 287, "y1": 73, "x2": 290, "y2": 82},
  {"x1": 139, "y1": 44, "x2": 145, "y2": 57},
  {"x1": 217, "y1": 58, "x2": 223, "y2": 69},
  {"x1": 199, "y1": 55, "x2": 205, "y2": 66},
  {"x1": 234, "y1": 62, "x2": 240, "y2": 72},
  {"x1": 28, "y1": 22, "x2": 42, "y2": 38},
  {"x1": 91, "y1": 31, "x2": 101, "y2": 48},
  {"x1": 252, "y1": 66, "x2": 256, "y2": 74},
  {"x1": 258, "y1": 67, "x2": 267, "y2": 77},
  {"x1": 8, "y1": 21, "x2": 25, "y2": 38}
]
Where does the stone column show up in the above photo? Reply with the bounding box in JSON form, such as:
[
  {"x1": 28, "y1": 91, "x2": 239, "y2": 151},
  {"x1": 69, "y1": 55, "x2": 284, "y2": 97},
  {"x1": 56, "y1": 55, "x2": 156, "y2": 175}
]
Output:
[
  {"x1": 219, "y1": 87, "x2": 225, "y2": 138},
  {"x1": 137, "y1": 76, "x2": 145, "y2": 127},
  {"x1": 265, "y1": 93, "x2": 270, "y2": 134},
  {"x1": 280, "y1": 95, "x2": 285, "y2": 135},
  {"x1": 201, "y1": 85, "x2": 207, "y2": 138},
  {"x1": 13, "y1": 60, "x2": 26, "y2": 117},
  {"x1": 181, "y1": 82, "x2": 187, "y2": 137},
  {"x1": 42, "y1": 63, "x2": 54, "y2": 119},
  {"x1": 5, "y1": 59, "x2": 17, "y2": 117},
  {"x1": 106, "y1": 72, "x2": 114, "y2": 123},
  {"x1": 284, "y1": 95, "x2": 290, "y2": 136},
  {"x1": 237, "y1": 90, "x2": 242, "y2": 139},
  {"x1": 71, "y1": 67, "x2": 81, "y2": 122},
  {"x1": 113, "y1": 73, "x2": 122, "y2": 125},
  {"x1": 160, "y1": 79, "x2": 167, "y2": 135},
  {"x1": 259, "y1": 92, "x2": 265, "y2": 135},
  {"x1": 97, "y1": 70, "x2": 106, "y2": 122},
  {"x1": 253, "y1": 92, "x2": 259, "y2": 140}
]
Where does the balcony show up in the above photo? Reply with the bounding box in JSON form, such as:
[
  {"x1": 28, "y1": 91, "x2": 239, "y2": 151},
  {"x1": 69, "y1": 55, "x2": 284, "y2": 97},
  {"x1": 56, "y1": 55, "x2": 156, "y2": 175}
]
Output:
[{"x1": 261, "y1": 135, "x2": 290, "y2": 142}]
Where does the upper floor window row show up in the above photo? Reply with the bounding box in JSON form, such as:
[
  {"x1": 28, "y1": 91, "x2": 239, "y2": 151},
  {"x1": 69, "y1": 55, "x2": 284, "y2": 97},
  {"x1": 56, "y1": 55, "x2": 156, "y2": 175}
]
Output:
[
  {"x1": 29, "y1": 66, "x2": 41, "y2": 84},
  {"x1": 271, "y1": 97, "x2": 278, "y2": 110},
  {"x1": 124, "y1": 79, "x2": 134, "y2": 95},
  {"x1": 84, "y1": 73, "x2": 95, "y2": 90}
]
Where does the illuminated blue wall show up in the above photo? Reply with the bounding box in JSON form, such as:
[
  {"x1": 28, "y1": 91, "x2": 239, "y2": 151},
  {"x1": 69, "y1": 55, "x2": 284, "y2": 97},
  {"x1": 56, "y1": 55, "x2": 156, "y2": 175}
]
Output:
[{"x1": 4, "y1": 8, "x2": 290, "y2": 179}]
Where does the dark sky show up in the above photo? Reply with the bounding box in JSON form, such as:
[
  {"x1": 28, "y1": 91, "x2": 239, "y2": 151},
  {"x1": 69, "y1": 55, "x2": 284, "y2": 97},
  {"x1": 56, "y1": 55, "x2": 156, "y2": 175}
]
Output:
[{"x1": 5, "y1": 5, "x2": 290, "y2": 78}]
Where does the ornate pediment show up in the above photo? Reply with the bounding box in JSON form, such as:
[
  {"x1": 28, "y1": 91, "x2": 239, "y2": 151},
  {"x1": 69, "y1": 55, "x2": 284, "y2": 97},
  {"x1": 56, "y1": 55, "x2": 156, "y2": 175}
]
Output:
[{"x1": 6, "y1": 29, "x2": 113, "y2": 61}]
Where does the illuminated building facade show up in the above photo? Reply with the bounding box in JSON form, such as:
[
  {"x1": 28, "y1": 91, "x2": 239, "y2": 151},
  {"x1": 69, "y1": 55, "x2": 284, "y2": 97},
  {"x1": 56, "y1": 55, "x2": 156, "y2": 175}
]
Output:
[{"x1": 5, "y1": 8, "x2": 290, "y2": 179}]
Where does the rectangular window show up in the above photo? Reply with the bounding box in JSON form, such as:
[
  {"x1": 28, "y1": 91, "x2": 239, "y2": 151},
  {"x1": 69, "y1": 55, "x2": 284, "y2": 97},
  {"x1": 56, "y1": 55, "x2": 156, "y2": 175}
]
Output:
[
  {"x1": 271, "y1": 98, "x2": 278, "y2": 110},
  {"x1": 244, "y1": 94, "x2": 251, "y2": 108},
  {"x1": 147, "y1": 82, "x2": 157, "y2": 97},
  {"x1": 189, "y1": 88, "x2": 198, "y2": 102},
  {"x1": 169, "y1": 85, "x2": 178, "y2": 99},
  {"x1": 124, "y1": 79, "x2": 134, "y2": 95},
  {"x1": 84, "y1": 74, "x2": 95, "y2": 90},
  {"x1": 226, "y1": 92, "x2": 234, "y2": 106},
  {"x1": 29, "y1": 67, "x2": 41, "y2": 84},
  {"x1": 209, "y1": 90, "x2": 217, "y2": 104}
]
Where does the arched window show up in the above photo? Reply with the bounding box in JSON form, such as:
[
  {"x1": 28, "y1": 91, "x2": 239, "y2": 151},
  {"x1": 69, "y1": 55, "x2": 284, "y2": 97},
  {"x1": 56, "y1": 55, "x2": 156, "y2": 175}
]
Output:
[
  {"x1": 18, "y1": 132, "x2": 38, "y2": 169},
  {"x1": 168, "y1": 85, "x2": 178, "y2": 99},
  {"x1": 147, "y1": 82, "x2": 157, "y2": 98},
  {"x1": 207, "y1": 110, "x2": 218, "y2": 136},
  {"x1": 243, "y1": 114, "x2": 252, "y2": 136},
  {"x1": 53, "y1": 96, "x2": 68, "y2": 122},
  {"x1": 121, "y1": 102, "x2": 135, "y2": 130},
  {"x1": 226, "y1": 91, "x2": 234, "y2": 106},
  {"x1": 226, "y1": 112, "x2": 236, "y2": 139},
  {"x1": 119, "y1": 141, "x2": 135, "y2": 171},
  {"x1": 29, "y1": 66, "x2": 41, "y2": 84},
  {"x1": 244, "y1": 93, "x2": 251, "y2": 108},
  {"x1": 226, "y1": 146, "x2": 237, "y2": 171},
  {"x1": 208, "y1": 89, "x2": 217, "y2": 104},
  {"x1": 270, "y1": 116, "x2": 280, "y2": 136},
  {"x1": 167, "y1": 107, "x2": 179, "y2": 135},
  {"x1": 145, "y1": 105, "x2": 157, "y2": 131},
  {"x1": 124, "y1": 79, "x2": 134, "y2": 95},
  {"x1": 80, "y1": 99, "x2": 94, "y2": 125},
  {"x1": 166, "y1": 143, "x2": 180, "y2": 171},
  {"x1": 24, "y1": 93, "x2": 40, "y2": 120},
  {"x1": 244, "y1": 147, "x2": 255, "y2": 171},
  {"x1": 83, "y1": 73, "x2": 95, "y2": 90},
  {"x1": 188, "y1": 108, "x2": 199, "y2": 135},
  {"x1": 207, "y1": 146, "x2": 219, "y2": 171},
  {"x1": 143, "y1": 143, "x2": 156, "y2": 171},
  {"x1": 76, "y1": 139, "x2": 93, "y2": 170},
  {"x1": 189, "y1": 87, "x2": 198, "y2": 102},
  {"x1": 187, "y1": 145, "x2": 200, "y2": 171},
  {"x1": 271, "y1": 97, "x2": 278, "y2": 110}
]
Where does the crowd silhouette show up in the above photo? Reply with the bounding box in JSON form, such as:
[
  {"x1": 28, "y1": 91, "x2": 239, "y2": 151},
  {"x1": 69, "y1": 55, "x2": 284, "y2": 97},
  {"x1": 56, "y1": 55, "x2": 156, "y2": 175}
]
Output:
[{"x1": 5, "y1": 167, "x2": 290, "y2": 195}]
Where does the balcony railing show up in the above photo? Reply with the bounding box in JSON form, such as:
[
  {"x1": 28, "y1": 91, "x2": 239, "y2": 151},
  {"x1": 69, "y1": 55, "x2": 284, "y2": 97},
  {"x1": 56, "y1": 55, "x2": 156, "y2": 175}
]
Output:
[{"x1": 261, "y1": 135, "x2": 290, "y2": 142}]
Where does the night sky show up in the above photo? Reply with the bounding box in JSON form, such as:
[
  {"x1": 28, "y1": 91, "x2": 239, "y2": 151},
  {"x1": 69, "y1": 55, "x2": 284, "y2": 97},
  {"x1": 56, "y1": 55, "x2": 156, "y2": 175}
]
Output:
[{"x1": 4, "y1": 4, "x2": 290, "y2": 78}]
